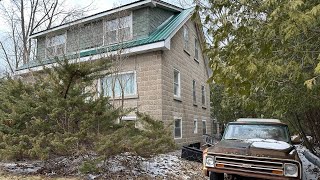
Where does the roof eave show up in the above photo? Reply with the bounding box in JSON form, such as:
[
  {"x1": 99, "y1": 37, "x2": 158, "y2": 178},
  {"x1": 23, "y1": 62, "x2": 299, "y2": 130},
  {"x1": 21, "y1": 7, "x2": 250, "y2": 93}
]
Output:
[
  {"x1": 29, "y1": 0, "x2": 183, "y2": 39},
  {"x1": 15, "y1": 40, "x2": 169, "y2": 75}
]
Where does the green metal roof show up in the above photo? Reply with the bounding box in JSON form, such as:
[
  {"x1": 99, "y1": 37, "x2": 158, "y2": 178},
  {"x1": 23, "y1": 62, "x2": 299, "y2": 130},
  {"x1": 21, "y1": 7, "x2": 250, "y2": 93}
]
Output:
[{"x1": 16, "y1": 7, "x2": 194, "y2": 71}]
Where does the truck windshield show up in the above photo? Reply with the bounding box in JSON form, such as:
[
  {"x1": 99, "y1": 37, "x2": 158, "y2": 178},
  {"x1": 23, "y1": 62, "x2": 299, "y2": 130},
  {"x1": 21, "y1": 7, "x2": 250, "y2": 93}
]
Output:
[{"x1": 223, "y1": 124, "x2": 290, "y2": 142}]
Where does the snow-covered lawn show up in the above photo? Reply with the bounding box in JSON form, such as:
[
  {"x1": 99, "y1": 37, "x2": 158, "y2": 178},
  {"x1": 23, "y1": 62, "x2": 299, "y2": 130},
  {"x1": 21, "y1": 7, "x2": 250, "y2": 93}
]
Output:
[{"x1": 0, "y1": 146, "x2": 319, "y2": 179}]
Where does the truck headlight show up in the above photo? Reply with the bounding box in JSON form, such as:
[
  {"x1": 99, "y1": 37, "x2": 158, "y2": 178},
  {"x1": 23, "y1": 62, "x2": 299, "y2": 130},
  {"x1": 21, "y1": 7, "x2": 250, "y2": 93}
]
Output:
[
  {"x1": 284, "y1": 163, "x2": 298, "y2": 177},
  {"x1": 205, "y1": 156, "x2": 215, "y2": 167}
]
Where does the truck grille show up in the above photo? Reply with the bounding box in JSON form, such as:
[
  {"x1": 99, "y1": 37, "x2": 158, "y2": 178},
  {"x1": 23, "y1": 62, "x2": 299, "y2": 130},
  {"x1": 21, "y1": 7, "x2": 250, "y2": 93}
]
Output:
[{"x1": 212, "y1": 153, "x2": 300, "y2": 177}]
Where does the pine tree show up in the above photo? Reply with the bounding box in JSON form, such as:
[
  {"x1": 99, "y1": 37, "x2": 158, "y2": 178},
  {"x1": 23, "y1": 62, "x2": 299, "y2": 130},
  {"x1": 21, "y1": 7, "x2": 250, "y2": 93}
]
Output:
[{"x1": 0, "y1": 58, "x2": 175, "y2": 160}]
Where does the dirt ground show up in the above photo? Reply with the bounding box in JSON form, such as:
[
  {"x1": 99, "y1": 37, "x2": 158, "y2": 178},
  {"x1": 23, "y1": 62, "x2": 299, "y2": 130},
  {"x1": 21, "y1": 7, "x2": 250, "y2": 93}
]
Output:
[{"x1": 0, "y1": 148, "x2": 319, "y2": 180}]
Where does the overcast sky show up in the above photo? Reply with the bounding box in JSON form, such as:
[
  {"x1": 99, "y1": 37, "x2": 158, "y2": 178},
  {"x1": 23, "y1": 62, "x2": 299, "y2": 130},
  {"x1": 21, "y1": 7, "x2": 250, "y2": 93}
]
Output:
[{"x1": 0, "y1": 0, "x2": 189, "y2": 34}]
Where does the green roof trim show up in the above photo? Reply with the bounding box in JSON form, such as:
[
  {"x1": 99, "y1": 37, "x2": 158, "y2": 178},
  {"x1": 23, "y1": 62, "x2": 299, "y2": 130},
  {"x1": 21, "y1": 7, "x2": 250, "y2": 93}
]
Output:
[{"x1": 16, "y1": 7, "x2": 194, "y2": 71}]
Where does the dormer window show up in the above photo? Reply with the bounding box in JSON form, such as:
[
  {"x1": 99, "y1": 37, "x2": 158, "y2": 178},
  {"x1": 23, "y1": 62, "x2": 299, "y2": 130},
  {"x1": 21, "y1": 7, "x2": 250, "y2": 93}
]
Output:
[
  {"x1": 46, "y1": 33, "x2": 66, "y2": 58},
  {"x1": 105, "y1": 14, "x2": 132, "y2": 45}
]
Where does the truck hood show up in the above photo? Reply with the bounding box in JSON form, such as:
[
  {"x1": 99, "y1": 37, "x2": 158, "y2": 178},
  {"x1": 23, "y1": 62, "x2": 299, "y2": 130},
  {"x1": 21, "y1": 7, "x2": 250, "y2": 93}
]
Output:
[{"x1": 209, "y1": 139, "x2": 297, "y2": 160}]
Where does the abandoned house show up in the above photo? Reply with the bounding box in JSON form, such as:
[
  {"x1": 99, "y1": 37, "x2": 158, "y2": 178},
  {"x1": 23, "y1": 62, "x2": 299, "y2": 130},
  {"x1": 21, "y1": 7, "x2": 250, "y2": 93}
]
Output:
[{"x1": 15, "y1": 0, "x2": 212, "y2": 145}]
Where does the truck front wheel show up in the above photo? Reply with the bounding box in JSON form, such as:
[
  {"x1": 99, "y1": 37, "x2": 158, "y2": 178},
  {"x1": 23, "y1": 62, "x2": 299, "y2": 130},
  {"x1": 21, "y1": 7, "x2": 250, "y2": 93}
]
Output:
[{"x1": 209, "y1": 172, "x2": 224, "y2": 180}]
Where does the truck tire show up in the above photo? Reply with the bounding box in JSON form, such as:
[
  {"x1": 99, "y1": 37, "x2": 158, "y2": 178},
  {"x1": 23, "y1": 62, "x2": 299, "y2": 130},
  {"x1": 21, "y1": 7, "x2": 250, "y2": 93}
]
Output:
[{"x1": 209, "y1": 172, "x2": 224, "y2": 180}]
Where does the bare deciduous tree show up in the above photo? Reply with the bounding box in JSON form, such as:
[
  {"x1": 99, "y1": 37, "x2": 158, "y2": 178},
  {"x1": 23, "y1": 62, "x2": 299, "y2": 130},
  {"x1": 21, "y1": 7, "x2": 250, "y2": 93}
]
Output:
[{"x1": 0, "y1": 0, "x2": 93, "y2": 74}]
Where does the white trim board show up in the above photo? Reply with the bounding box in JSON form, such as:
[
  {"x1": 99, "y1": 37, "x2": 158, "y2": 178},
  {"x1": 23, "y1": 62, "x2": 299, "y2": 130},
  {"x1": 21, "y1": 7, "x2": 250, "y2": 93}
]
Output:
[{"x1": 15, "y1": 41, "x2": 168, "y2": 75}]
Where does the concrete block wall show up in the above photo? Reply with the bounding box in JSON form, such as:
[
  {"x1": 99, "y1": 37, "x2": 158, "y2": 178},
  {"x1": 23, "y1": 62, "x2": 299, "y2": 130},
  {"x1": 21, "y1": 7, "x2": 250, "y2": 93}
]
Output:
[
  {"x1": 88, "y1": 20, "x2": 210, "y2": 146},
  {"x1": 161, "y1": 19, "x2": 211, "y2": 145},
  {"x1": 104, "y1": 51, "x2": 163, "y2": 121}
]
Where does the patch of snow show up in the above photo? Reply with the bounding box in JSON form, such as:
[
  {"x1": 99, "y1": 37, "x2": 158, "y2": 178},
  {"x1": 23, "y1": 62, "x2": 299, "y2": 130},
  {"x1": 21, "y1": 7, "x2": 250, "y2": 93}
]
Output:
[
  {"x1": 88, "y1": 174, "x2": 99, "y2": 179},
  {"x1": 141, "y1": 154, "x2": 187, "y2": 178},
  {"x1": 0, "y1": 162, "x2": 43, "y2": 174},
  {"x1": 296, "y1": 145, "x2": 320, "y2": 180},
  {"x1": 245, "y1": 138, "x2": 291, "y2": 150}
]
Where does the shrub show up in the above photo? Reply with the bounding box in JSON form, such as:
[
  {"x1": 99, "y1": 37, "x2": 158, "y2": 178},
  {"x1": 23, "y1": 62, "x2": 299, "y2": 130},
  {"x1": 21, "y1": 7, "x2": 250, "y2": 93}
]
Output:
[{"x1": 0, "y1": 59, "x2": 175, "y2": 161}]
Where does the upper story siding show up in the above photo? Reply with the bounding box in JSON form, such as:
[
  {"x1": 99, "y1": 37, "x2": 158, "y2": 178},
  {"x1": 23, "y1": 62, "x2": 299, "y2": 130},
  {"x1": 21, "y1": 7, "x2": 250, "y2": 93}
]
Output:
[
  {"x1": 35, "y1": 7, "x2": 175, "y2": 61},
  {"x1": 133, "y1": 7, "x2": 173, "y2": 39}
]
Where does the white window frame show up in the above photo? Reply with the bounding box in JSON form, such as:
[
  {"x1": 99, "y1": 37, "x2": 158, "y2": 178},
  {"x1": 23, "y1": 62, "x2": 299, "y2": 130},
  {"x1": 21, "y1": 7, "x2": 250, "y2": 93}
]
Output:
[
  {"x1": 174, "y1": 117, "x2": 182, "y2": 139},
  {"x1": 173, "y1": 69, "x2": 181, "y2": 98},
  {"x1": 193, "y1": 119, "x2": 198, "y2": 134},
  {"x1": 101, "y1": 70, "x2": 137, "y2": 98},
  {"x1": 183, "y1": 25, "x2": 189, "y2": 51},
  {"x1": 104, "y1": 12, "x2": 133, "y2": 45},
  {"x1": 45, "y1": 33, "x2": 67, "y2": 58},
  {"x1": 194, "y1": 38, "x2": 199, "y2": 60},
  {"x1": 202, "y1": 119, "x2": 207, "y2": 135},
  {"x1": 201, "y1": 85, "x2": 206, "y2": 106}
]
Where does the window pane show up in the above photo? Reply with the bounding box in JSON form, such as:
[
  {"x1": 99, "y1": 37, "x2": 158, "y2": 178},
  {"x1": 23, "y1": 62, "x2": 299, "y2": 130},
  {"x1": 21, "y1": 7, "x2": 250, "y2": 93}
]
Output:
[
  {"x1": 106, "y1": 19, "x2": 118, "y2": 31},
  {"x1": 56, "y1": 44, "x2": 65, "y2": 55},
  {"x1": 105, "y1": 76, "x2": 114, "y2": 97},
  {"x1": 174, "y1": 70, "x2": 179, "y2": 83},
  {"x1": 193, "y1": 120, "x2": 197, "y2": 134},
  {"x1": 103, "y1": 72, "x2": 135, "y2": 97},
  {"x1": 203, "y1": 121, "x2": 207, "y2": 135},
  {"x1": 119, "y1": 27, "x2": 131, "y2": 41},
  {"x1": 193, "y1": 80, "x2": 196, "y2": 103},
  {"x1": 184, "y1": 26, "x2": 189, "y2": 50},
  {"x1": 174, "y1": 119, "x2": 182, "y2": 138},
  {"x1": 46, "y1": 47, "x2": 54, "y2": 56},
  {"x1": 202, "y1": 85, "x2": 205, "y2": 105},
  {"x1": 105, "y1": 15, "x2": 132, "y2": 44},
  {"x1": 46, "y1": 38, "x2": 53, "y2": 47},
  {"x1": 54, "y1": 34, "x2": 66, "y2": 45},
  {"x1": 106, "y1": 30, "x2": 117, "y2": 44},
  {"x1": 120, "y1": 16, "x2": 131, "y2": 28},
  {"x1": 46, "y1": 34, "x2": 66, "y2": 57},
  {"x1": 122, "y1": 73, "x2": 134, "y2": 95},
  {"x1": 174, "y1": 84, "x2": 178, "y2": 96},
  {"x1": 195, "y1": 39, "x2": 199, "y2": 59},
  {"x1": 174, "y1": 70, "x2": 180, "y2": 97},
  {"x1": 175, "y1": 127, "x2": 181, "y2": 138}
]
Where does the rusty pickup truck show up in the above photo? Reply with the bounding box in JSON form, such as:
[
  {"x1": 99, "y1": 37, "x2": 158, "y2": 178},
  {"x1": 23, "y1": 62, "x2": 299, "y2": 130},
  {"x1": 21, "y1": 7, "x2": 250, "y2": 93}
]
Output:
[{"x1": 203, "y1": 118, "x2": 302, "y2": 180}]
